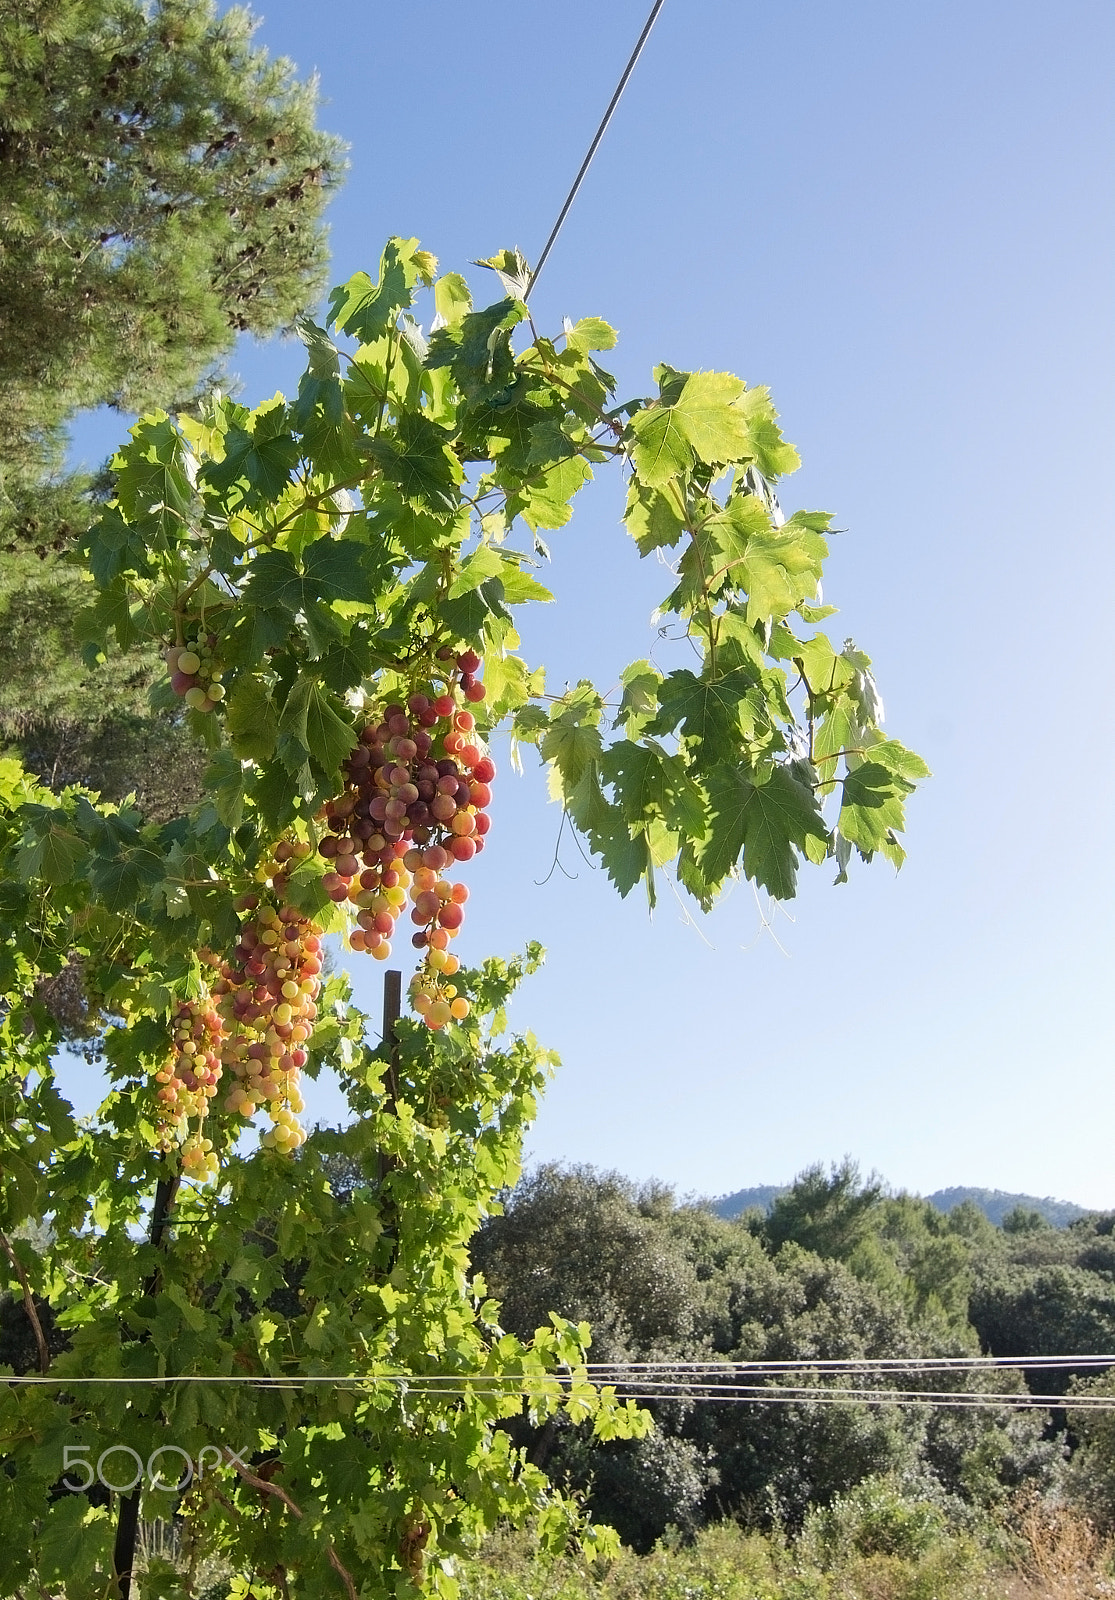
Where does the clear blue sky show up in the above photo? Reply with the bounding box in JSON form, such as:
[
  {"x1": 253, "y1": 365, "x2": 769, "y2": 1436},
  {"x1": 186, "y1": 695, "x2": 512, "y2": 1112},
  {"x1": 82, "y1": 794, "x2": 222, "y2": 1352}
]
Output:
[{"x1": 69, "y1": 0, "x2": 1115, "y2": 1207}]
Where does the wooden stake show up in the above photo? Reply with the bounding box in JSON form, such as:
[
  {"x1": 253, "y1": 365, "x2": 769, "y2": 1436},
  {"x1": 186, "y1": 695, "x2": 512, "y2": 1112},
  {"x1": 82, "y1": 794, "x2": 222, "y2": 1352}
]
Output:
[{"x1": 378, "y1": 970, "x2": 401, "y2": 1187}]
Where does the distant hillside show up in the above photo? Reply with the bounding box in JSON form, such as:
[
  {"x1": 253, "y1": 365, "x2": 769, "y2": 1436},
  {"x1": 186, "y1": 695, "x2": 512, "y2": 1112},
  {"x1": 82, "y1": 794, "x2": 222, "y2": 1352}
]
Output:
[
  {"x1": 709, "y1": 1183, "x2": 1090, "y2": 1227},
  {"x1": 710, "y1": 1185, "x2": 787, "y2": 1219},
  {"x1": 925, "y1": 1187, "x2": 1088, "y2": 1228}
]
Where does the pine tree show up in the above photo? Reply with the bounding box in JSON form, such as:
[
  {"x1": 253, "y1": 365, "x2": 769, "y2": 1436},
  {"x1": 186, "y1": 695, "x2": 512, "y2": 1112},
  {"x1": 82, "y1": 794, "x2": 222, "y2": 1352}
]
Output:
[
  {"x1": 0, "y1": 0, "x2": 344, "y2": 830},
  {"x1": 0, "y1": 0, "x2": 344, "y2": 499}
]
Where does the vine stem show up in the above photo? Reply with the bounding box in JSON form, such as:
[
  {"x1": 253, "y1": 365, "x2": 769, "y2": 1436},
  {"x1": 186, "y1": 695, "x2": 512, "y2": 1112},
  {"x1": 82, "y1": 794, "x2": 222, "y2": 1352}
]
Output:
[
  {"x1": 0, "y1": 1230, "x2": 49, "y2": 1375},
  {"x1": 221, "y1": 1450, "x2": 358, "y2": 1600},
  {"x1": 111, "y1": 1170, "x2": 179, "y2": 1600},
  {"x1": 668, "y1": 479, "x2": 718, "y2": 676}
]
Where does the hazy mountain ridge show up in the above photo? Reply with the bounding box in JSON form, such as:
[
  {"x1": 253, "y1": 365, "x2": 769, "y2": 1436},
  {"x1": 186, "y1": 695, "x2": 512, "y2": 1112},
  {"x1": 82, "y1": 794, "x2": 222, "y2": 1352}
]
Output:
[{"x1": 710, "y1": 1182, "x2": 1091, "y2": 1227}]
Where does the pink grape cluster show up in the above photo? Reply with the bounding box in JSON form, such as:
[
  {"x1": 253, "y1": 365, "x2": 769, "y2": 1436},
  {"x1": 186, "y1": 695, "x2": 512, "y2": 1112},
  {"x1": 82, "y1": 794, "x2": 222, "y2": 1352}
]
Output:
[
  {"x1": 210, "y1": 897, "x2": 322, "y2": 1151},
  {"x1": 165, "y1": 630, "x2": 226, "y2": 714},
  {"x1": 318, "y1": 651, "x2": 494, "y2": 1028}
]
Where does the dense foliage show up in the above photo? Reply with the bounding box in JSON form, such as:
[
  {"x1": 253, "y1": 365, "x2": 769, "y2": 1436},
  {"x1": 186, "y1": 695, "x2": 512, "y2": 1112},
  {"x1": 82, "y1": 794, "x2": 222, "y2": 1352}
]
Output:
[{"x1": 473, "y1": 1162, "x2": 1115, "y2": 1550}]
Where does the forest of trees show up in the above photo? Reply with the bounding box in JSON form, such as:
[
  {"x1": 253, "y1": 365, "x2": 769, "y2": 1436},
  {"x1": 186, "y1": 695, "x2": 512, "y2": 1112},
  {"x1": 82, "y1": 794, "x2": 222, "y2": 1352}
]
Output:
[{"x1": 469, "y1": 1161, "x2": 1115, "y2": 1551}]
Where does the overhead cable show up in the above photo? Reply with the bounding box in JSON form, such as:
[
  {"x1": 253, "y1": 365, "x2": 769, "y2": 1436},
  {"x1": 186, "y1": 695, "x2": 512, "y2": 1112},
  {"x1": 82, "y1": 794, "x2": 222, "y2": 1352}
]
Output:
[{"x1": 526, "y1": 0, "x2": 667, "y2": 298}]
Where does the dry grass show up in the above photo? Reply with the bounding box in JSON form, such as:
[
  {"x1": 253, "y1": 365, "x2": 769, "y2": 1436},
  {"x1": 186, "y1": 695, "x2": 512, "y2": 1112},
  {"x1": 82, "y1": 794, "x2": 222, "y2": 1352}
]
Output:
[{"x1": 1007, "y1": 1494, "x2": 1115, "y2": 1600}]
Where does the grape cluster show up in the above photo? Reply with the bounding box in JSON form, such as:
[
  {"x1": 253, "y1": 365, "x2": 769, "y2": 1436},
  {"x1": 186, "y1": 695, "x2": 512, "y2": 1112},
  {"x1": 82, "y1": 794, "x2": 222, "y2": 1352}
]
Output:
[
  {"x1": 211, "y1": 896, "x2": 322, "y2": 1151},
  {"x1": 165, "y1": 631, "x2": 226, "y2": 714},
  {"x1": 318, "y1": 650, "x2": 494, "y2": 1029},
  {"x1": 150, "y1": 889, "x2": 321, "y2": 1178},
  {"x1": 153, "y1": 998, "x2": 225, "y2": 1176}
]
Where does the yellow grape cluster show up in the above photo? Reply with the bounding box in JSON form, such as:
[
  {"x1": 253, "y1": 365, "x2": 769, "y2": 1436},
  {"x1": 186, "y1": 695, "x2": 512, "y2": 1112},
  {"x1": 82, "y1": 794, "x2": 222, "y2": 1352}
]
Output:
[
  {"x1": 150, "y1": 864, "x2": 323, "y2": 1177},
  {"x1": 153, "y1": 998, "x2": 225, "y2": 1176},
  {"x1": 210, "y1": 897, "x2": 322, "y2": 1151}
]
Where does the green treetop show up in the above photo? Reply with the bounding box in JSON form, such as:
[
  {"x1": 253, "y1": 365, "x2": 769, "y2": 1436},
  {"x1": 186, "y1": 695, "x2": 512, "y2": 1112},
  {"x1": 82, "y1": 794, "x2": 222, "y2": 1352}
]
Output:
[
  {"x1": 0, "y1": 0, "x2": 345, "y2": 838},
  {"x1": 0, "y1": 0, "x2": 345, "y2": 507}
]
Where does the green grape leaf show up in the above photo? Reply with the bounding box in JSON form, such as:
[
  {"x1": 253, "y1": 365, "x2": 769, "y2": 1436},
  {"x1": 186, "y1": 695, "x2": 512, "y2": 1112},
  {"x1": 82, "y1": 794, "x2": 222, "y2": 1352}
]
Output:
[
  {"x1": 202, "y1": 397, "x2": 300, "y2": 508},
  {"x1": 588, "y1": 812, "x2": 655, "y2": 902},
  {"x1": 482, "y1": 653, "x2": 543, "y2": 718},
  {"x1": 252, "y1": 761, "x2": 302, "y2": 831},
  {"x1": 626, "y1": 371, "x2": 754, "y2": 487},
  {"x1": 541, "y1": 686, "x2": 605, "y2": 798},
  {"x1": 15, "y1": 812, "x2": 87, "y2": 885},
  {"x1": 226, "y1": 602, "x2": 292, "y2": 668},
  {"x1": 224, "y1": 674, "x2": 278, "y2": 763},
  {"x1": 293, "y1": 320, "x2": 359, "y2": 477},
  {"x1": 439, "y1": 578, "x2": 511, "y2": 644},
  {"x1": 696, "y1": 493, "x2": 772, "y2": 583},
  {"x1": 564, "y1": 316, "x2": 617, "y2": 353},
  {"x1": 736, "y1": 385, "x2": 802, "y2": 478},
  {"x1": 498, "y1": 565, "x2": 554, "y2": 604},
  {"x1": 203, "y1": 749, "x2": 252, "y2": 829},
  {"x1": 304, "y1": 534, "x2": 391, "y2": 605},
  {"x1": 318, "y1": 629, "x2": 376, "y2": 694},
  {"x1": 724, "y1": 511, "x2": 830, "y2": 624},
  {"x1": 691, "y1": 762, "x2": 828, "y2": 902},
  {"x1": 37, "y1": 1495, "x2": 108, "y2": 1586},
  {"x1": 614, "y1": 659, "x2": 661, "y2": 736},
  {"x1": 277, "y1": 677, "x2": 356, "y2": 782},
  {"x1": 84, "y1": 505, "x2": 154, "y2": 585},
  {"x1": 648, "y1": 667, "x2": 759, "y2": 752},
  {"x1": 837, "y1": 741, "x2": 928, "y2": 856},
  {"x1": 434, "y1": 271, "x2": 472, "y2": 327},
  {"x1": 599, "y1": 740, "x2": 707, "y2": 841},
  {"x1": 566, "y1": 761, "x2": 610, "y2": 834},
  {"x1": 524, "y1": 417, "x2": 581, "y2": 469},
  {"x1": 111, "y1": 413, "x2": 195, "y2": 541},
  {"x1": 365, "y1": 411, "x2": 463, "y2": 512},
  {"x1": 624, "y1": 481, "x2": 687, "y2": 555},
  {"x1": 588, "y1": 808, "x2": 656, "y2": 898},
  {"x1": 241, "y1": 536, "x2": 387, "y2": 616},
  {"x1": 475, "y1": 247, "x2": 531, "y2": 298},
  {"x1": 867, "y1": 738, "x2": 931, "y2": 784},
  {"x1": 86, "y1": 826, "x2": 166, "y2": 914},
  {"x1": 328, "y1": 236, "x2": 433, "y2": 341},
  {"x1": 505, "y1": 454, "x2": 593, "y2": 531},
  {"x1": 449, "y1": 546, "x2": 505, "y2": 599},
  {"x1": 510, "y1": 704, "x2": 550, "y2": 750},
  {"x1": 426, "y1": 296, "x2": 526, "y2": 398}
]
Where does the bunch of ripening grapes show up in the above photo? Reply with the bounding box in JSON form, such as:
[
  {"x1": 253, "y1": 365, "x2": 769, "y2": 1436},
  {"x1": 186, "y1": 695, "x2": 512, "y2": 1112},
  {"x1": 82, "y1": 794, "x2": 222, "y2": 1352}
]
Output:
[
  {"x1": 209, "y1": 897, "x2": 323, "y2": 1152},
  {"x1": 319, "y1": 649, "x2": 493, "y2": 1028},
  {"x1": 150, "y1": 892, "x2": 324, "y2": 1177},
  {"x1": 165, "y1": 631, "x2": 226, "y2": 713},
  {"x1": 153, "y1": 997, "x2": 225, "y2": 1177}
]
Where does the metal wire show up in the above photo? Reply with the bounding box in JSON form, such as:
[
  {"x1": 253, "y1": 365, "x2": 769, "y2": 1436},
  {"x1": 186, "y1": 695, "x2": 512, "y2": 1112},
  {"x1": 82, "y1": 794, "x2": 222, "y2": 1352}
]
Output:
[
  {"x1": 526, "y1": 0, "x2": 668, "y2": 298},
  {"x1": 5, "y1": 1352, "x2": 1114, "y2": 1408}
]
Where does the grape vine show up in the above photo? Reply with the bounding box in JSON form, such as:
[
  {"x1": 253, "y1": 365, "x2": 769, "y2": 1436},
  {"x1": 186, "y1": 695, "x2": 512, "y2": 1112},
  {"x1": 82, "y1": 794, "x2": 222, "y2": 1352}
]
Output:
[{"x1": 0, "y1": 237, "x2": 926, "y2": 1599}]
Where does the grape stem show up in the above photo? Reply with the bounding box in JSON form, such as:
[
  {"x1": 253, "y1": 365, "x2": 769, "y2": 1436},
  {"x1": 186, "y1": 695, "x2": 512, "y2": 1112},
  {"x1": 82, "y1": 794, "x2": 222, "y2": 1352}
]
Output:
[
  {"x1": 0, "y1": 1231, "x2": 50, "y2": 1375},
  {"x1": 220, "y1": 1450, "x2": 359, "y2": 1600}
]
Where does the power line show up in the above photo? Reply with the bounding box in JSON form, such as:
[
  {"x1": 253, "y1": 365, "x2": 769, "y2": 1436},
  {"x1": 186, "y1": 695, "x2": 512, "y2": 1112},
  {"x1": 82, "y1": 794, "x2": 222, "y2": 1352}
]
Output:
[
  {"x1": 526, "y1": 0, "x2": 667, "y2": 298},
  {"x1": 585, "y1": 1355, "x2": 1115, "y2": 1372},
  {"x1": 6, "y1": 1355, "x2": 1112, "y2": 1382},
  {"x1": 5, "y1": 1352, "x2": 1114, "y2": 1410}
]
